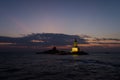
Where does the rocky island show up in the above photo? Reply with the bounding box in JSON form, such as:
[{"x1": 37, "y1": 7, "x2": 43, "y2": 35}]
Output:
[{"x1": 36, "y1": 39, "x2": 88, "y2": 55}]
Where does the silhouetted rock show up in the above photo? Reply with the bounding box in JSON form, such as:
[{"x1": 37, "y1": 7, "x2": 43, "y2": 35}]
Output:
[
  {"x1": 72, "y1": 51, "x2": 88, "y2": 55},
  {"x1": 36, "y1": 47, "x2": 88, "y2": 55}
]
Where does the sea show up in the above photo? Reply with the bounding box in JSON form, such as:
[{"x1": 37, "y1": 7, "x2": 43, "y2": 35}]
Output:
[{"x1": 0, "y1": 52, "x2": 120, "y2": 80}]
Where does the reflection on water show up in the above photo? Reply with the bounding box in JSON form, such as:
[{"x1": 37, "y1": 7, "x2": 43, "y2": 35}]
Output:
[{"x1": 0, "y1": 52, "x2": 120, "y2": 80}]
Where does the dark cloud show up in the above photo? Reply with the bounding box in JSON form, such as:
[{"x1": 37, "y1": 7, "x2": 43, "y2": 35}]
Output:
[
  {"x1": 1, "y1": 33, "x2": 119, "y2": 46},
  {"x1": 0, "y1": 33, "x2": 87, "y2": 46},
  {"x1": 79, "y1": 34, "x2": 92, "y2": 38},
  {"x1": 89, "y1": 38, "x2": 120, "y2": 44},
  {"x1": 94, "y1": 38, "x2": 120, "y2": 41}
]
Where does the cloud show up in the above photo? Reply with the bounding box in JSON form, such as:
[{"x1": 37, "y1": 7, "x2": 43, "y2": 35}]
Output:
[
  {"x1": 81, "y1": 34, "x2": 120, "y2": 44},
  {"x1": 0, "y1": 33, "x2": 87, "y2": 46},
  {"x1": 91, "y1": 38, "x2": 120, "y2": 44},
  {"x1": 79, "y1": 34, "x2": 92, "y2": 38}
]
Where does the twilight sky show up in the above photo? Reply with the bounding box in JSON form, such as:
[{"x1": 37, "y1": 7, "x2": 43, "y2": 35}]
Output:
[{"x1": 0, "y1": 0, "x2": 120, "y2": 38}]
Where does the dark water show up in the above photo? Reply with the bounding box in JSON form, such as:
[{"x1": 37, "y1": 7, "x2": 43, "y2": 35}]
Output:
[{"x1": 0, "y1": 52, "x2": 120, "y2": 80}]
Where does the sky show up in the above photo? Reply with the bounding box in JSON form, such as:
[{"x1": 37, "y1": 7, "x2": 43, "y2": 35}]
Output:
[{"x1": 0, "y1": 0, "x2": 120, "y2": 38}]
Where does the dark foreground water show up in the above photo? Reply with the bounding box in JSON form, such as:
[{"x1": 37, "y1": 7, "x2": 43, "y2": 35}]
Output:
[{"x1": 0, "y1": 52, "x2": 120, "y2": 80}]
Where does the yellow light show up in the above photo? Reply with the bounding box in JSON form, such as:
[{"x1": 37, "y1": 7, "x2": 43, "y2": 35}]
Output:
[{"x1": 72, "y1": 47, "x2": 78, "y2": 52}]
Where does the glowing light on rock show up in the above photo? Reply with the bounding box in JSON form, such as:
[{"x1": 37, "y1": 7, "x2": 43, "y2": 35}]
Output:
[{"x1": 72, "y1": 47, "x2": 79, "y2": 52}]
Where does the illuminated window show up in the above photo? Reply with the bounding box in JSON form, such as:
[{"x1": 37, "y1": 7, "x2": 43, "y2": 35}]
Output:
[{"x1": 72, "y1": 47, "x2": 78, "y2": 52}]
